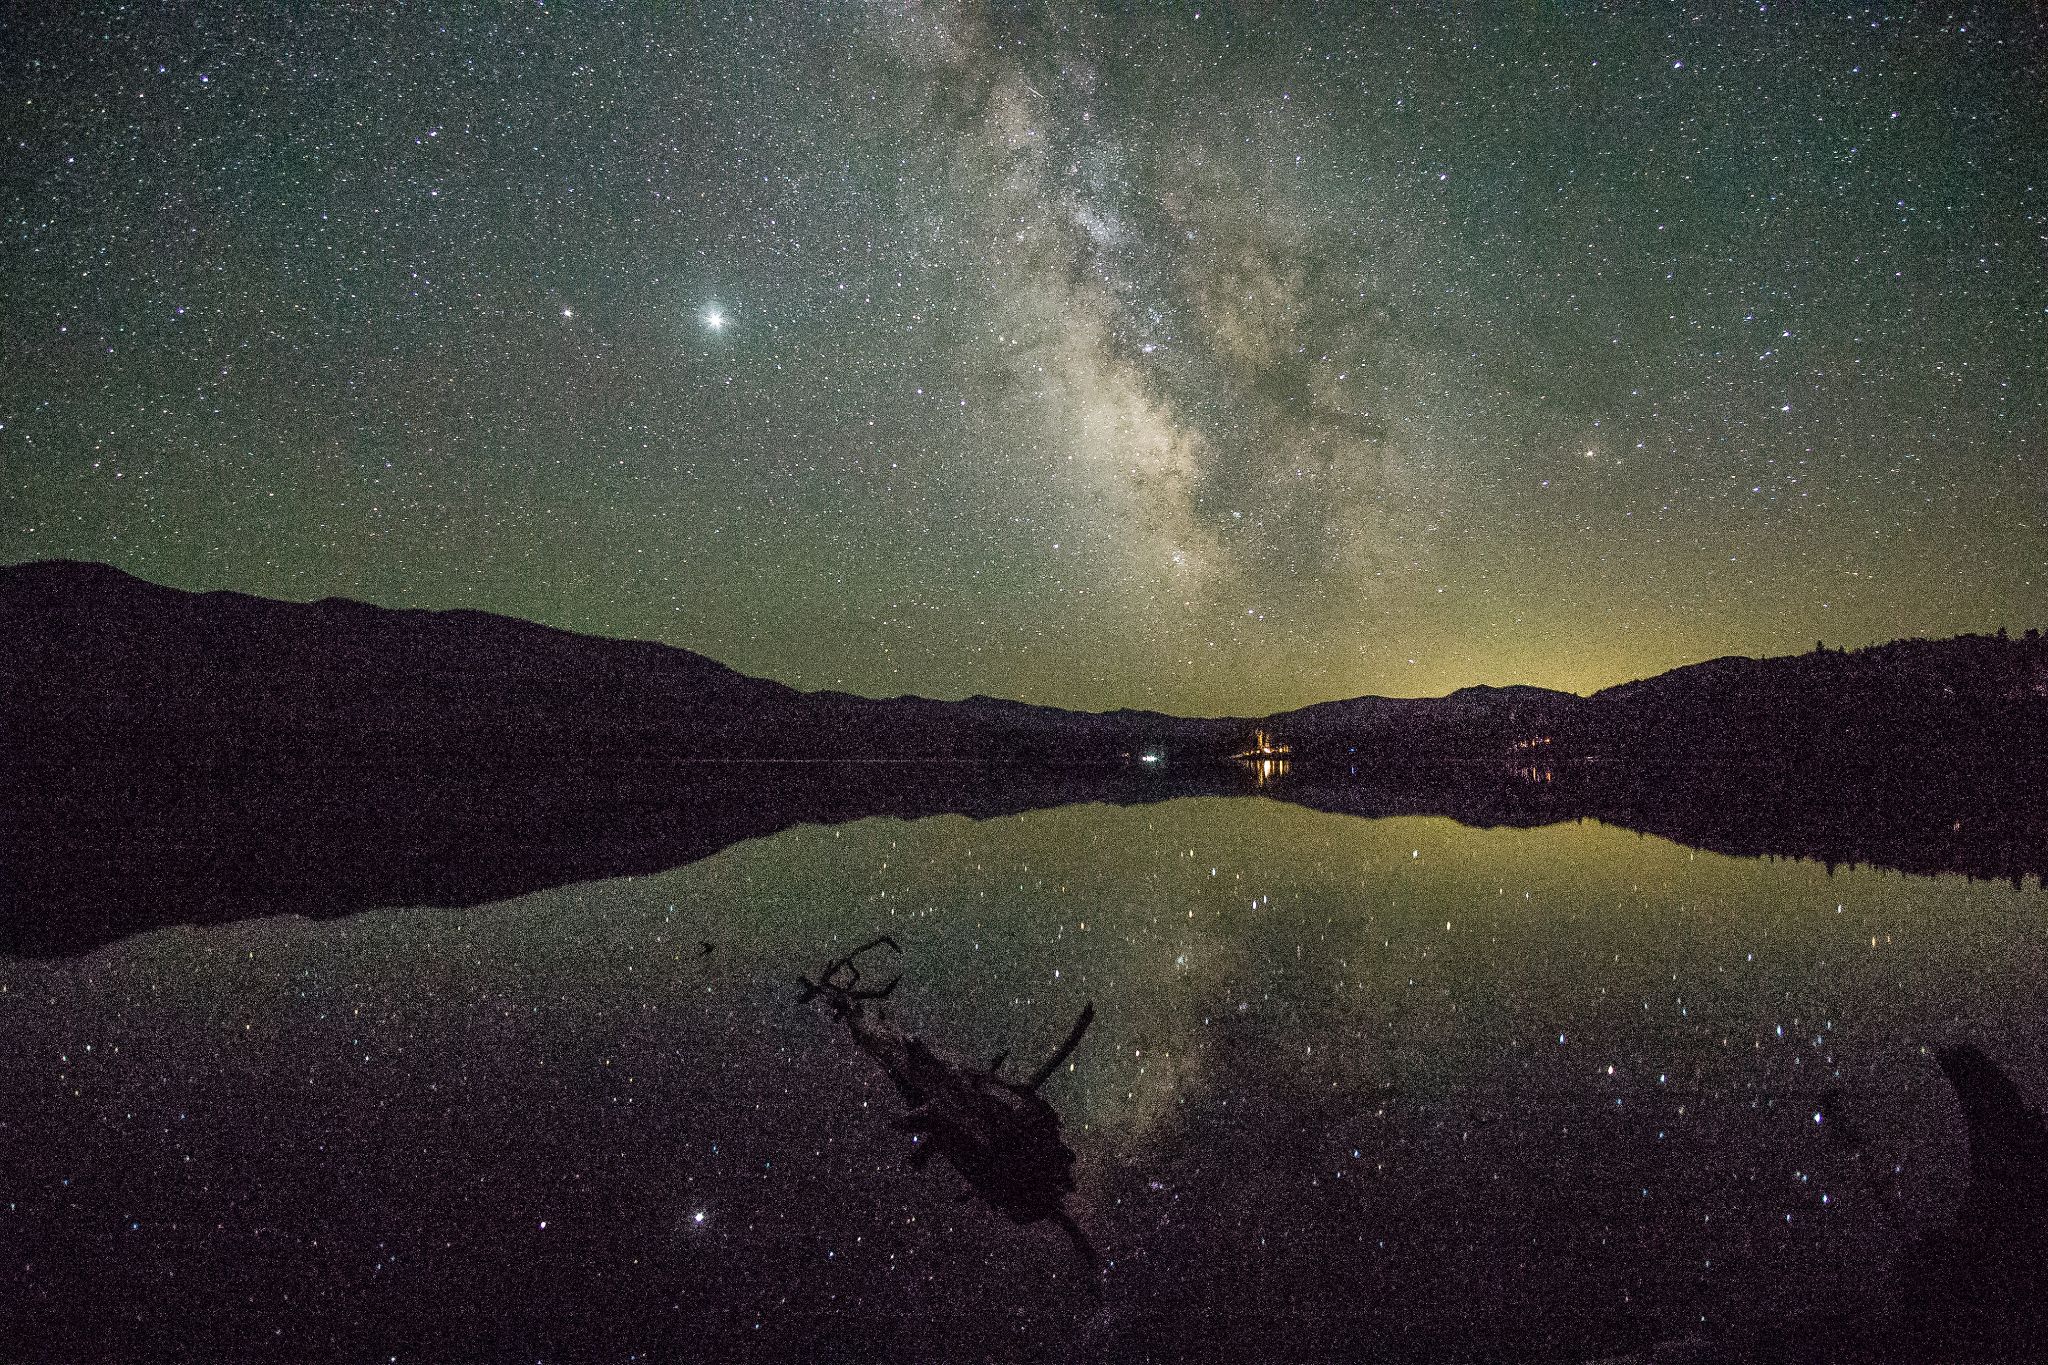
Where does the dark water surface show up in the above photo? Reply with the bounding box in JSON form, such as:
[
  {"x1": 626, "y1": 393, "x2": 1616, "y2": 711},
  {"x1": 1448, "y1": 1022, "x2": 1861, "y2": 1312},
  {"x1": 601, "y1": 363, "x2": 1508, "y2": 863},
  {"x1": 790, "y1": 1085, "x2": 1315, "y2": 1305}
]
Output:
[{"x1": 6, "y1": 797, "x2": 2045, "y2": 1361}]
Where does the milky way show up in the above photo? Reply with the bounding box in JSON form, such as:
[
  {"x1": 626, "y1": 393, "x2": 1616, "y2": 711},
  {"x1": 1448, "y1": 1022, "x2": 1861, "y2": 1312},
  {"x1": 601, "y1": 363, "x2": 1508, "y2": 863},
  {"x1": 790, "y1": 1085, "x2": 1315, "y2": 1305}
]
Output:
[{"x1": 5, "y1": 4, "x2": 2043, "y2": 712}]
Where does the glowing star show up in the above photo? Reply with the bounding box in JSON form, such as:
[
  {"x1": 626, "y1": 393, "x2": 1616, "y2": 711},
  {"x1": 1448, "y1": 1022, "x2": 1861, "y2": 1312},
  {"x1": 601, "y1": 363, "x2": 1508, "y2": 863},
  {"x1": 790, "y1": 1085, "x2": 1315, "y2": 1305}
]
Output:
[{"x1": 703, "y1": 307, "x2": 726, "y2": 331}]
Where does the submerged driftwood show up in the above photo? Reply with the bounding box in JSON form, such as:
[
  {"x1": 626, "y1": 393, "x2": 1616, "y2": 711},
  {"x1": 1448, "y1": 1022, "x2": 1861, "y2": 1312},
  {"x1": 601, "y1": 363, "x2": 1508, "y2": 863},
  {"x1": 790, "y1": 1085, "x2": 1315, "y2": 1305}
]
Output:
[
  {"x1": 799, "y1": 936, "x2": 1098, "y2": 1278},
  {"x1": 1893, "y1": 1043, "x2": 2048, "y2": 1356}
]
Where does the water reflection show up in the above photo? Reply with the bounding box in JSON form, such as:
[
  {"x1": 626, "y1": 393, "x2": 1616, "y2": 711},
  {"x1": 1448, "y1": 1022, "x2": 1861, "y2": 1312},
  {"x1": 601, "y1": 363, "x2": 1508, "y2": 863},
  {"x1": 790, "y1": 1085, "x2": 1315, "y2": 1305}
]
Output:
[
  {"x1": 1245, "y1": 757, "x2": 1290, "y2": 786},
  {"x1": 8, "y1": 757, "x2": 2041, "y2": 957},
  {"x1": 799, "y1": 935, "x2": 1099, "y2": 1279},
  {"x1": 4, "y1": 799, "x2": 2044, "y2": 1361}
]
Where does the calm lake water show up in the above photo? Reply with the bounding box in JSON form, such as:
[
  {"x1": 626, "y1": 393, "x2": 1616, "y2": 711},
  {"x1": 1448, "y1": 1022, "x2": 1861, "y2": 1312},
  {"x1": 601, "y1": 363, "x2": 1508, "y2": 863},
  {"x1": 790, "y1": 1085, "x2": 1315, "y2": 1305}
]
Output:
[{"x1": 6, "y1": 796, "x2": 2045, "y2": 1361}]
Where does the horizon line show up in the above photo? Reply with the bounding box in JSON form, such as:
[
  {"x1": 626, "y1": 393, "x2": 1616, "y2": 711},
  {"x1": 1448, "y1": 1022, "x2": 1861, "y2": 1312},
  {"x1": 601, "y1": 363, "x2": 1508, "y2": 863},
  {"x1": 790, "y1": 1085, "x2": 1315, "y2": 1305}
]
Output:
[{"x1": 5, "y1": 554, "x2": 2039, "y2": 723}]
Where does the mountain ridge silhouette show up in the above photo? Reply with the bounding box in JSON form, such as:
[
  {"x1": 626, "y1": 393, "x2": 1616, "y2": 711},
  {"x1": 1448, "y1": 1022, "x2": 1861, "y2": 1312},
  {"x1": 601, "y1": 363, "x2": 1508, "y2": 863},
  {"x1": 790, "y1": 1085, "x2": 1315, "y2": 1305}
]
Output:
[{"x1": 4, "y1": 559, "x2": 2042, "y2": 956}]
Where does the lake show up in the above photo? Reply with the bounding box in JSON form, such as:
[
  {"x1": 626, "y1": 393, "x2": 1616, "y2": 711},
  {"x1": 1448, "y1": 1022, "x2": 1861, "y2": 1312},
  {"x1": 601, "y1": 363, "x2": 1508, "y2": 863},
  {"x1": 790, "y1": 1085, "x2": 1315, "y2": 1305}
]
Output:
[{"x1": 5, "y1": 795, "x2": 2045, "y2": 1362}]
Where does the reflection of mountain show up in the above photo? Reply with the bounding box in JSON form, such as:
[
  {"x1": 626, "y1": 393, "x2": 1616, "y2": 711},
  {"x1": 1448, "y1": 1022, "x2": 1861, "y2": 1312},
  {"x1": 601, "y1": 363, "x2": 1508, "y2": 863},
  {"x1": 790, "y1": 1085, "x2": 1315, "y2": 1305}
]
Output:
[
  {"x1": 4, "y1": 560, "x2": 2043, "y2": 956},
  {"x1": 0, "y1": 560, "x2": 1239, "y2": 954}
]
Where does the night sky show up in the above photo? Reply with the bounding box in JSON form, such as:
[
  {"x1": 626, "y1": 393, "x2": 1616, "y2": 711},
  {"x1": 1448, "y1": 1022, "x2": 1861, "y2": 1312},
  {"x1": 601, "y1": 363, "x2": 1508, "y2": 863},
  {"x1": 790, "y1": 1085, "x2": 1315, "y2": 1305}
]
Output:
[{"x1": 5, "y1": 4, "x2": 2043, "y2": 715}]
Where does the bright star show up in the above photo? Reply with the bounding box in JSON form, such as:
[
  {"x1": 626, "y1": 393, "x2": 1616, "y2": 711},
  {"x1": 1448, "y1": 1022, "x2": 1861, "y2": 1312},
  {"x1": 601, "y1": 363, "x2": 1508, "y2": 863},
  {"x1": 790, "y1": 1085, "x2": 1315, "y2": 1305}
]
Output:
[{"x1": 703, "y1": 307, "x2": 726, "y2": 331}]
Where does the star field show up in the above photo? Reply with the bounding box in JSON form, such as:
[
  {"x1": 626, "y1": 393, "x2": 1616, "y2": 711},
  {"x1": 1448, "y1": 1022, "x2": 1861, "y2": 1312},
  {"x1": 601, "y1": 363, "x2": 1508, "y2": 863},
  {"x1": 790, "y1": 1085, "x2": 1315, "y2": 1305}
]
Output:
[
  {"x1": 5, "y1": 4, "x2": 2043, "y2": 713},
  {"x1": 8, "y1": 801, "x2": 2043, "y2": 1357}
]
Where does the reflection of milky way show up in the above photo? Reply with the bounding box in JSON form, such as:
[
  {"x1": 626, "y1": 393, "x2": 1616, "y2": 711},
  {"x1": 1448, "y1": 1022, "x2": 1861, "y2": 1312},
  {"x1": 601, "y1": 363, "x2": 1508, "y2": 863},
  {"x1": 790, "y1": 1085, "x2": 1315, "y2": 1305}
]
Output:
[
  {"x1": 10, "y1": 802, "x2": 2047, "y2": 1358},
  {"x1": 4, "y1": 3, "x2": 2043, "y2": 710}
]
